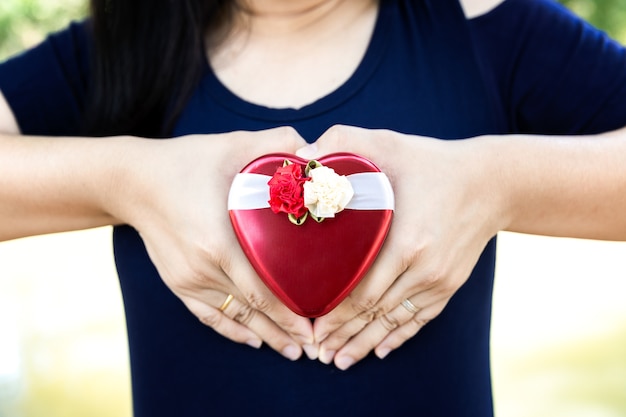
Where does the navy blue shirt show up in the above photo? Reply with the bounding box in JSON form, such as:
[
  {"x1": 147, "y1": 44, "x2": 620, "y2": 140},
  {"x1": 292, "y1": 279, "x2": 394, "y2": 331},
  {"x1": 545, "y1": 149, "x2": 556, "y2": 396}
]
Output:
[{"x1": 2, "y1": 0, "x2": 626, "y2": 416}]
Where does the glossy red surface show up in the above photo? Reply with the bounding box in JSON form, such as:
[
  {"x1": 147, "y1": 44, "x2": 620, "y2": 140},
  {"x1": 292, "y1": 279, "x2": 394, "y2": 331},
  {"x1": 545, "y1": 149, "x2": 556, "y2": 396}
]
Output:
[{"x1": 229, "y1": 153, "x2": 393, "y2": 317}]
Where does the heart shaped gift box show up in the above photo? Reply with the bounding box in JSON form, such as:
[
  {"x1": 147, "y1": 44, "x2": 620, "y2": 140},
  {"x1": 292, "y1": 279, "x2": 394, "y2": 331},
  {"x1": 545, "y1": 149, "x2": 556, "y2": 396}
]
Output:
[{"x1": 228, "y1": 153, "x2": 394, "y2": 317}]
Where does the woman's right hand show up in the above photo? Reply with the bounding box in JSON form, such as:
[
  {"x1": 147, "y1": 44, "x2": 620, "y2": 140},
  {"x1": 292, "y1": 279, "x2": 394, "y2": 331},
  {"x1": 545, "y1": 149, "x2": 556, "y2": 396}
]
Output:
[{"x1": 107, "y1": 127, "x2": 315, "y2": 361}]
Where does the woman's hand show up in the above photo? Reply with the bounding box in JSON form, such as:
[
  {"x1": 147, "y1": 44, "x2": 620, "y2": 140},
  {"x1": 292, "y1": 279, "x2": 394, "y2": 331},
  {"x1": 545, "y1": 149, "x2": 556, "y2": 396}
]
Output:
[
  {"x1": 297, "y1": 125, "x2": 506, "y2": 369},
  {"x1": 107, "y1": 127, "x2": 316, "y2": 361}
]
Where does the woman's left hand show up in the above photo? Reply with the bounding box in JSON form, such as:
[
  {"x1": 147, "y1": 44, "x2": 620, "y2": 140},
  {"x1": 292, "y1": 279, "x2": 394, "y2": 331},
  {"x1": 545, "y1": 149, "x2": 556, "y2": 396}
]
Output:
[{"x1": 296, "y1": 125, "x2": 506, "y2": 370}]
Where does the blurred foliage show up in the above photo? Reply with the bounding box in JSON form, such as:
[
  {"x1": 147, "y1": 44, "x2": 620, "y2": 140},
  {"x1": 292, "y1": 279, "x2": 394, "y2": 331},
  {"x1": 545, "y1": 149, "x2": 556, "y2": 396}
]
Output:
[
  {"x1": 560, "y1": 0, "x2": 626, "y2": 42},
  {"x1": 1, "y1": 0, "x2": 626, "y2": 60},
  {"x1": 0, "y1": 0, "x2": 86, "y2": 60}
]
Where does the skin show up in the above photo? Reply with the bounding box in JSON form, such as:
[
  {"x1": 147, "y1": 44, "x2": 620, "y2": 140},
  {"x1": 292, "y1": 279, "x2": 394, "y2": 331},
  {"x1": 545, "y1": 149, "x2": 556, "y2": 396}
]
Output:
[
  {"x1": 0, "y1": 121, "x2": 314, "y2": 360},
  {"x1": 210, "y1": 0, "x2": 379, "y2": 109},
  {"x1": 2, "y1": 0, "x2": 626, "y2": 370},
  {"x1": 297, "y1": 125, "x2": 626, "y2": 369}
]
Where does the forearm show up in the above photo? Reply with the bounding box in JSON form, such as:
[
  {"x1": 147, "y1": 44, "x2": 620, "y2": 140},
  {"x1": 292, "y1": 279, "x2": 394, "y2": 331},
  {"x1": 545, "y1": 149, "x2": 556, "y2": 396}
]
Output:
[
  {"x1": 477, "y1": 128, "x2": 626, "y2": 240},
  {"x1": 0, "y1": 133, "x2": 136, "y2": 241}
]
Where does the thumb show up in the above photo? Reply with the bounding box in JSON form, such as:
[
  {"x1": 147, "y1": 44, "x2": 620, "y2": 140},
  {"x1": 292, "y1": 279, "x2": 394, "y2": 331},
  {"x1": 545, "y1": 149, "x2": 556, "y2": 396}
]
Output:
[
  {"x1": 296, "y1": 125, "x2": 361, "y2": 159},
  {"x1": 296, "y1": 125, "x2": 383, "y2": 160},
  {"x1": 243, "y1": 127, "x2": 307, "y2": 159},
  {"x1": 295, "y1": 142, "x2": 320, "y2": 159}
]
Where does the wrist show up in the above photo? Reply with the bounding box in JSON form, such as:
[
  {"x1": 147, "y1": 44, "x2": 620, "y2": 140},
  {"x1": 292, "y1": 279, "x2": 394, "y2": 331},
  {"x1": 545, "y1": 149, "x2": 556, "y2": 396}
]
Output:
[
  {"x1": 90, "y1": 135, "x2": 151, "y2": 227},
  {"x1": 459, "y1": 136, "x2": 515, "y2": 237}
]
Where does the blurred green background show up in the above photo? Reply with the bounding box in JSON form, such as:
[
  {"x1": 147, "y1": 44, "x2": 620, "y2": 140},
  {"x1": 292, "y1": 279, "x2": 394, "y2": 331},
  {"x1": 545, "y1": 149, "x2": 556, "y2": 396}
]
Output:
[
  {"x1": 1, "y1": 1, "x2": 626, "y2": 417},
  {"x1": 0, "y1": 0, "x2": 86, "y2": 59}
]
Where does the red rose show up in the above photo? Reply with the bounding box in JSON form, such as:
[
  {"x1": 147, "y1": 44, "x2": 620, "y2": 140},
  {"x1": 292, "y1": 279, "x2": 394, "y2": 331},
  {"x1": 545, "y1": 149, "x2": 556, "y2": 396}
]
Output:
[{"x1": 268, "y1": 163, "x2": 310, "y2": 218}]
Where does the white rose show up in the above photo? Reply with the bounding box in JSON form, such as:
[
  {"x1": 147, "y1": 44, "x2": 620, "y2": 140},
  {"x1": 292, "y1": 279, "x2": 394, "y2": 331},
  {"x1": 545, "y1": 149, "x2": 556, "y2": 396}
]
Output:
[{"x1": 303, "y1": 166, "x2": 354, "y2": 218}]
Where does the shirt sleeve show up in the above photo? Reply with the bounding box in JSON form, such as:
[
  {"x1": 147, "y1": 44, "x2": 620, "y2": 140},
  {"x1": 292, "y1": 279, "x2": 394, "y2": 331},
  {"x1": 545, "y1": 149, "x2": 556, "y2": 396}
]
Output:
[
  {"x1": 468, "y1": 0, "x2": 626, "y2": 135},
  {"x1": 0, "y1": 21, "x2": 91, "y2": 136}
]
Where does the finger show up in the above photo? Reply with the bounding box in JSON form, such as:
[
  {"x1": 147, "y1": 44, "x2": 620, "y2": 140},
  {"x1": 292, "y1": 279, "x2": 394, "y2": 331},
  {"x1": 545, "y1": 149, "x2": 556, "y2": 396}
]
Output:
[
  {"x1": 226, "y1": 251, "x2": 315, "y2": 346},
  {"x1": 332, "y1": 299, "x2": 444, "y2": 371},
  {"x1": 328, "y1": 300, "x2": 416, "y2": 370},
  {"x1": 314, "y1": 288, "x2": 388, "y2": 364},
  {"x1": 316, "y1": 273, "x2": 450, "y2": 364},
  {"x1": 240, "y1": 126, "x2": 307, "y2": 159},
  {"x1": 186, "y1": 288, "x2": 307, "y2": 361},
  {"x1": 312, "y1": 226, "x2": 410, "y2": 344},
  {"x1": 318, "y1": 273, "x2": 450, "y2": 366},
  {"x1": 319, "y1": 250, "x2": 455, "y2": 352},
  {"x1": 315, "y1": 305, "x2": 373, "y2": 365},
  {"x1": 314, "y1": 290, "x2": 380, "y2": 344},
  {"x1": 220, "y1": 294, "x2": 305, "y2": 361},
  {"x1": 296, "y1": 125, "x2": 385, "y2": 160},
  {"x1": 375, "y1": 301, "x2": 448, "y2": 360},
  {"x1": 329, "y1": 283, "x2": 452, "y2": 369},
  {"x1": 182, "y1": 295, "x2": 263, "y2": 348}
]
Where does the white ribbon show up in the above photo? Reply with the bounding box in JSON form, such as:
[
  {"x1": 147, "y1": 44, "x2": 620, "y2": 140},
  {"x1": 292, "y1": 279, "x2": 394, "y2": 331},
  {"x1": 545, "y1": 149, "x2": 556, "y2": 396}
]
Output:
[{"x1": 228, "y1": 172, "x2": 394, "y2": 211}]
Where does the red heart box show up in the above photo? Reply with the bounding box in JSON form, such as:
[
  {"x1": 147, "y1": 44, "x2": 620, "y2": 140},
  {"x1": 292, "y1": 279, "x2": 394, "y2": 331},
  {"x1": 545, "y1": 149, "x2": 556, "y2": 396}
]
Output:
[{"x1": 228, "y1": 153, "x2": 393, "y2": 317}]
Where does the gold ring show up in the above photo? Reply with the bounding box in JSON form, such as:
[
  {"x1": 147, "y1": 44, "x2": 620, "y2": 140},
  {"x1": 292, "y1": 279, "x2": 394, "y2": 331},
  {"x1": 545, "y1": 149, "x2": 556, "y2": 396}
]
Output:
[
  {"x1": 219, "y1": 294, "x2": 234, "y2": 312},
  {"x1": 401, "y1": 298, "x2": 419, "y2": 314}
]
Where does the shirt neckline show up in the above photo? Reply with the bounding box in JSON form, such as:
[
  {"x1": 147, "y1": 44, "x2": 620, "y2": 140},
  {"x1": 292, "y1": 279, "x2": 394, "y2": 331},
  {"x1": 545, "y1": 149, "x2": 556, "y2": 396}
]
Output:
[{"x1": 200, "y1": 0, "x2": 391, "y2": 122}]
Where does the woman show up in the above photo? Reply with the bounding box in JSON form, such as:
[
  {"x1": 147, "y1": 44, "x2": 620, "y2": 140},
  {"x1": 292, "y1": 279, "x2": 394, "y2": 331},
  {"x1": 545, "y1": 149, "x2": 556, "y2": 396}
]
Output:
[{"x1": 1, "y1": 0, "x2": 626, "y2": 415}]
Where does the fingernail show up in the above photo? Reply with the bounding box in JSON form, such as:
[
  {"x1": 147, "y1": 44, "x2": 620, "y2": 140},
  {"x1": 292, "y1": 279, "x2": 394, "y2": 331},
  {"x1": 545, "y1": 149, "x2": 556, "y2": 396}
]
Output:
[
  {"x1": 319, "y1": 349, "x2": 336, "y2": 365},
  {"x1": 376, "y1": 347, "x2": 391, "y2": 359},
  {"x1": 302, "y1": 344, "x2": 319, "y2": 360},
  {"x1": 282, "y1": 344, "x2": 301, "y2": 361},
  {"x1": 247, "y1": 339, "x2": 263, "y2": 349},
  {"x1": 335, "y1": 355, "x2": 355, "y2": 371},
  {"x1": 296, "y1": 143, "x2": 318, "y2": 159}
]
